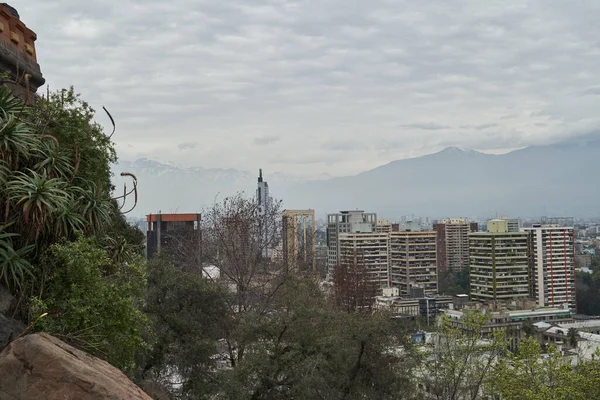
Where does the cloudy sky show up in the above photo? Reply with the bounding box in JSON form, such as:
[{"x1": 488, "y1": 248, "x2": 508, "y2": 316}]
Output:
[{"x1": 17, "y1": 0, "x2": 600, "y2": 177}]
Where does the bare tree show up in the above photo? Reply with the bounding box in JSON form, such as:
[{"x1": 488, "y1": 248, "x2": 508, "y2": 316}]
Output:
[
  {"x1": 199, "y1": 192, "x2": 284, "y2": 367},
  {"x1": 333, "y1": 249, "x2": 377, "y2": 313}
]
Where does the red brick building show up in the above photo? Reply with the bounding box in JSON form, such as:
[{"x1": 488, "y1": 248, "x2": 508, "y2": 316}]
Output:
[{"x1": 0, "y1": 3, "x2": 44, "y2": 102}]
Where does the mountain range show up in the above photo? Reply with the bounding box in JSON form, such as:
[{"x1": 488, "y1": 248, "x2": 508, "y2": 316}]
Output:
[{"x1": 112, "y1": 134, "x2": 600, "y2": 220}]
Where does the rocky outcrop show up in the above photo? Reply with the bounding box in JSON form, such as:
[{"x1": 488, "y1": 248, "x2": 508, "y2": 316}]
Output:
[
  {"x1": 0, "y1": 313, "x2": 24, "y2": 350},
  {"x1": 0, "y1": 285, "x2": 16, "y2": 315},
  {"x1": 0, "y1": 333, "x2": 151, "y2": 400}
]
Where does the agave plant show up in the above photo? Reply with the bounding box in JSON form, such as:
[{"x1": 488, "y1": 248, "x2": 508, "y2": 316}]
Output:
[
  {"x1": 0, "y1": 225, "x2": 34, "y2": 289},
  {"x1": 75, "y1": 180, "x2": 113, "y2": 234},
  {"x1": 103, "y1": 235, "x2": 136, "y2": 265},
  {"x1": 31, "y1": 136, "x2": 75, "y2": 179},
  {"x1": 5, "y1": 169, "x2": 69, "y2": 239},
  {"x1": 0, "y1": 112, "x2": 40, "y2": 168},
  {"x1": 54, "y1": 201, "x2": 86, "y2": 238},
  {"x1": 0, "y1": 85, "x2": 25, "y2": 116},
  {"x1": 0, "y1": 159, "x2": 9, "y2": 188}
]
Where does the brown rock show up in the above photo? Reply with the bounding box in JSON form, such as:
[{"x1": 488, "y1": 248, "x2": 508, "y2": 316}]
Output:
[
  {"x1": 0, "y1": 333, "x2": 152, "y2": 400},
  {"x1": 0, "y1": 313, "x2": 24, "y2": 349},
  {"x1": 0, "y1": 285, "x2": 16, "y2": 315}
]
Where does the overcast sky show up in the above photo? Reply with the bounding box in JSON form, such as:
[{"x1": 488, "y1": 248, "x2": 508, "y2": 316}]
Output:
[{"x1": 17, "y1": 0, "x2": 600, "y2": 177}]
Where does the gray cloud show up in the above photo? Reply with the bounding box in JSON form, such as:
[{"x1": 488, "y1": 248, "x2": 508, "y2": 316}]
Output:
[
  {"x1": 18, "y1": 0, "x2": 600, "y2": 177},
  {"x1": 400, "y1": 123, "x2": 451, "y2": 130},
  {"x1": 253, "y1": 135, "x2": 280, "y2": 145},
  {"x1": 178, "y1": 142, "x2": 198, "y2": 150}
]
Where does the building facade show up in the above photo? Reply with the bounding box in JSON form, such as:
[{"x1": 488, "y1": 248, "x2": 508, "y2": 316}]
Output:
[
  {"x1": 496, "y1": 216, "x2": 521, "y2": 232},
  {"x1": 0, "y1": 4, "x2": 44, "y2": 102},
  {"x1": 389, "y1": 231, "x2": 438, "y2": 295},
  {"x1": 327, "y1": 210, "x2": 377, "y2": 277},
  {"x1": 282, "y1": 209, "x2": 316, "y2": 273},
  {"x1": 523, "y1": 224, "x2": 576, "y2": 311},
  {"x1": 434, "y1": 218, "x2": 478, "y2": 272},
  {"x1": 338, "y1": 232, "x2": 389, "y2": 289},
  {"x1": 376, "y1": 219, "x2": 392, "y2": 233},
  {"x1": 469, "y1": 219, "x2": 530, "y2": 302},
  {"x1": 146, "y1": 213, "x2": 202, "y2": 260},
  {"x1": 256, "y1": 169, "x2": 271, "y2": 258}
]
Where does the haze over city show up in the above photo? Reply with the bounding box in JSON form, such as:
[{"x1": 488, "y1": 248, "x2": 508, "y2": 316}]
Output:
[{"x1": 19, "y1": 0, "x2": 600, "y2": 178}]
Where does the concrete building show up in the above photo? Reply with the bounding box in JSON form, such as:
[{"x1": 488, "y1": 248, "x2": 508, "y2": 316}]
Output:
[
  {"x1": 327, "y1": 210, "x2": 377, "y2": 277},
  {"x1": 389, "y1": 231, "x2": 438, "y2": 295},
  {"x1": 523, "y1": 224, "x2": 577, "y2": 311},
  {"x1": 443, "y1": 301, "x2": 572, "y2": 351},
  {"x1": 376, "y1": 294, "x2": 453, "y2": 323},
  {"x1": 376, "y1": 219, "x2": 392, "y2": 233},
  {"x1": 338, "y1": 232, "x2": 389, "y2": 289},
  {"x1": 256, "y1": 169, "x2": 271, "y2": 258},
  {"x1": 403, "y1": 221, "x2": 422, "y2": 232},
  {"x1": 146, "y1": 213, "x2": 202, "y2": 260},
  {"x1": 469, "y1": 219, "x2": 530, "y2": 302},
  {"x1": 282, "y1": 209, "x2": 316, "y2": 273},
  {"x1": 434, "y1": 218, "x2": 478, "y2": 272},
  {"x1": 496, "y1": 216, "x2": 521, "y2": 232},
  {"x1": 0, "y1": 3, "x2": 44, "y2": 102}
]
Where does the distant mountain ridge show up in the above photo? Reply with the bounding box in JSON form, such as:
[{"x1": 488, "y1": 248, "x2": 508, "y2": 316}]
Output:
[{"x1": 113, "y1": 136, "x2": 600, "y2": 219}]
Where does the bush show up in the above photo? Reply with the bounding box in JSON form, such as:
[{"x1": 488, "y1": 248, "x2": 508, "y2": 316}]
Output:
[{"x1": 31, "y1": 236, "x2": 148, "y2": 373}]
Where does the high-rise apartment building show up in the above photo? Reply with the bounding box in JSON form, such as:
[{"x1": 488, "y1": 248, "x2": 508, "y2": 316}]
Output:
[
  {"x1": 338, "y1": 232, "x2": 389, "y2": 289},
  {"x1": 146, "y1": 213, "x2": 202, "y2": 260},
  {"x1": 469, "y1": 219, "x2": 530, "y2": 302},
  {"x1": 434, "y1": 218, "x2": 478, "y2": 272},
  {"x1": 389, "y1": 231, "x2": 437, "y2": 295},
  {"x1": 523, "y1": 224, "x2": 576, "y2": 311},
  {"x1": 327, "y1": 210, "x2": 377, "y2": 276},
  {"x1": 256, "y1": 169, "x2": 271, "y2": 258},
  {"x1": 0, "y1": 4, "x2": 44, "y2": 102},
  {"x1": 282, "y1": 209, "x2": 316, "y2": 273}
]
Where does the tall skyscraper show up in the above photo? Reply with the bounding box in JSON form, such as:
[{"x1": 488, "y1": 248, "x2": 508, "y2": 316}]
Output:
[
  {"x1": 0, "y1": 3, "x2": 44, "y2": 102},
  {"x1": 434, "y1": 218, "x2": 478, "y2": 272},
  {"x1": 389, "y1": 230, "x2": 437, "y2": 295},
  {"x1": 469, "y1": 219, "x2": 530, "y2": 302},
  {"x1": 327, "y1": 210, "x2": 377, "y2": 277},
  {"x1": 523, "y1": 224, "x2": 576, "y2": 311},
  {"x1": 256, "y1": 169, "x2": 271, "y2": 258},
  {"x1": 338, "y1": 232, "x2": 389, "y2": 289},
  {"x1": 282, "y1": 209, "x2": 316, "y2": 273}
]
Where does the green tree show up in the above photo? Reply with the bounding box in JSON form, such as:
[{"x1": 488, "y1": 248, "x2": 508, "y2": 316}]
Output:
[
  {"x1": 30, "y1": 236, "x2": 147, "y2": 372},
  {"x1": 420, "y1": 312, "x2": 507, "y2": 400},
  {"x1": 137, "y1": 256, "x2": 230, "y2": 397},
  {"x1": 218, "y1": 277, "x2": 417, "y2": 400},
  {"x1": 492, "y1": 336, "x2": 600, "y2": 400}
]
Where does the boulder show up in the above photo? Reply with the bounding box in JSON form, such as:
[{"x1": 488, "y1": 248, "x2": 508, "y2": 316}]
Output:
[
  {"x1": 0, "y1": 285, "x2": 16, "y2": 315},
  {"x1": 0, "y1": 333, "x2": 152, "y2": 400},
  {"x1": 0, "y1": 313, "x2": 24, "y2": 349}
]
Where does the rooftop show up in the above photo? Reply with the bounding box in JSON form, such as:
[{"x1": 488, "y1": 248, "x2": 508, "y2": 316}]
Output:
[{"x1": 1, "y1": 3, "x2": 19, "y2": 19}]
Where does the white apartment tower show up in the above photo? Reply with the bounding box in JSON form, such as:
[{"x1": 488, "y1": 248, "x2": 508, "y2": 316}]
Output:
[
  {"x1": 523, "y1": 224, "x2": 576, "y2": 311},
  {"x1": 327, "y1": 210, "x2": 377, "y2": 277},
  {"x1": 389, "y1": 231, "x2": 438, "y2": 295},
  {"x1": 338, "y1": 232, "x2": 390, "y2": 289},
  {"x1": 433, "y1": 218, "x2": 478, "y2": 272}
]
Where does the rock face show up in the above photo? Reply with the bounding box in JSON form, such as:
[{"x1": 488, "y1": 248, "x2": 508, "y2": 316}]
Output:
[
  {"x1": 0, "y1": 285, "x2": 16, "y2": 315},
  {"x1": 0, "y1": 313, "x2": 24, "y2": 349},
  {"x1": 0, "y1": 333, "x2": 151, "y2": 400}
]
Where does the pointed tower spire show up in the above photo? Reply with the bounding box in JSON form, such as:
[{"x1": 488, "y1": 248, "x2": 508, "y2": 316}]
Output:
[{"x1": 258, "y1": 168, "x2": 263, "y2": 182}]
